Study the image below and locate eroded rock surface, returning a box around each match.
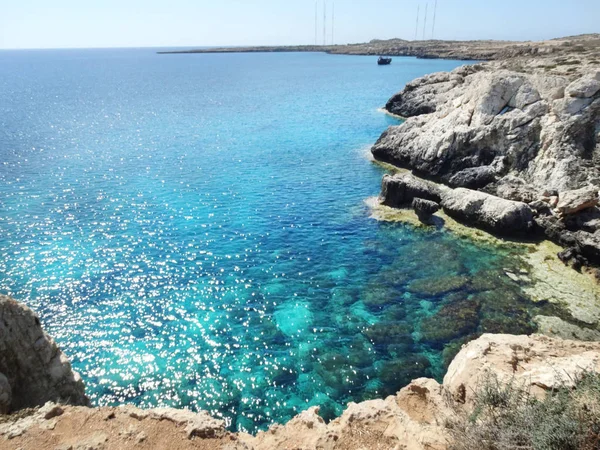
[373,67,600,193]
[444,334,600,404]
[441,188,534,235]
[0,295,88,412]
[372,54,600,264]
[0,403,243,450]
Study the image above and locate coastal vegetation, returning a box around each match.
[448,372,600,450]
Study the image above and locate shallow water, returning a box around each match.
[0,49,558,432]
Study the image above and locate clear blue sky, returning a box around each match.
[0,0,598,49]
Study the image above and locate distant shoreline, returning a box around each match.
[158,34,600,61]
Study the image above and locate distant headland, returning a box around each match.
[158,34,600,61]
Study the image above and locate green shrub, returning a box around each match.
[447,372,600,450]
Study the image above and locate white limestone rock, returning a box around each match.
[441,188,534,235]
[443,334,600,405]
[373,67,600,195]
[566,74,600,98]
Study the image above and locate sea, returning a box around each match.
[0,49,555,432]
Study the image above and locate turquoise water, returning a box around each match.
[0,50,555,432]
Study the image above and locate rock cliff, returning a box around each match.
[372,49,600,265]
[375,66,600,192]
[0,295,88,414]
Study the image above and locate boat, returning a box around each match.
[378,56,392,65]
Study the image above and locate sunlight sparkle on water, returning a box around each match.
[0,49,554,433]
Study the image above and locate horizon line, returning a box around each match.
[1,33,597,51]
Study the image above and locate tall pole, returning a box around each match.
[422,2,428,41]
[331,2,335,45]
[431,0,437,39]
[415,5,420,41]
[315,1,318,45]
[323,1,326,46]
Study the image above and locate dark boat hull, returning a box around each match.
[377,57,392,65]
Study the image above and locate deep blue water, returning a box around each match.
[0,49,554,432]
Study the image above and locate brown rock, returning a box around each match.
[556,186,599,216]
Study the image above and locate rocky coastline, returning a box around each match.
[3,296,600,450]
[371,37,600,272]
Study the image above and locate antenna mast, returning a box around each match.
[431,0,437,39]
[315,1,318,45]
[415,5,420,41]
[422,2,428,41]
[332,2,335,45]
[323,1,327,46]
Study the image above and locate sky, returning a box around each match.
[0,0,598,50]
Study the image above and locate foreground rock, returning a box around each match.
[0,295,88,413]
[0,403,243,450]
[4,333,600,450]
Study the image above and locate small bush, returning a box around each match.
[447,372,600,450]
